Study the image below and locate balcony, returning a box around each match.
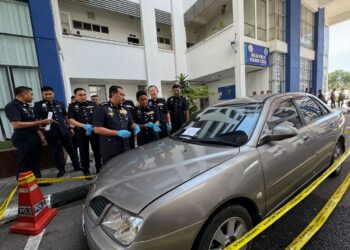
[61,35,147,80]
[186,24,235,79]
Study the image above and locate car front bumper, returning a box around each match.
[83,208,205,250]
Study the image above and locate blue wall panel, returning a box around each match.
[286,0,301,92]
[312,8,325,94]
[28,0,66,103]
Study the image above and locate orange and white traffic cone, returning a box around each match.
[10,171,57,235]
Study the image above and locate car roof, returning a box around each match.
[212,92,312,107]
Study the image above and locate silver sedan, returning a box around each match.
[83,93,345,250]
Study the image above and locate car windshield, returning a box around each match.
[171,103,263,147]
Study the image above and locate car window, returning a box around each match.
[172,103,263,147]
[294,96,323,124]
[267,99,302,130]
[313,97,330,115]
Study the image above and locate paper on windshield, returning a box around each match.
[182,127,201,137]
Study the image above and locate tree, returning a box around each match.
[176,73,210,118]
[328,70,350,90]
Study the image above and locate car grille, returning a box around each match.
[90,196,110,217]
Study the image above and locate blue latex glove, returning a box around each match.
[153,123,161,133]
[167,123,172,132]
[117,130,131,139]
[83,124,93,136]
[134,124,140,135]
[145,122,154,128]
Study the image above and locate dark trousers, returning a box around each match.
[170,121,185,134]
[12,130,42,179]
[46,133,81,171]
[159,122,168,139]
[76,130,101,173]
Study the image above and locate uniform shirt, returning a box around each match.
[134,106,160,145]
[5,99,37,132]
[167,96,188,125]
[148,98,168,125]
[93,101,133,156]
[68,101,96,125]
[34,100,69,135]
[123,100,136,121]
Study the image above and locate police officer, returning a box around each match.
[93,86,140,164]
[122,99,136,149]
[5,86,53,180]
[34,86,81,177]
[148,85,171,138]
[167,84,189,133]
[135,90,161,146]
[68,88,102,175]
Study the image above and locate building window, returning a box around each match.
[72,20,82,29]
[257,0,267,41]
[244,0,256,38]
[244,0,267,41]
[300,58,313,92]
[0,0,41,140]
[269,0,285,41]
[88,85,107,102]
[269,53,285,93]
[101,26,109,34]
[300,5,314,49]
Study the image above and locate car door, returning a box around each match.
[294,96,339,174]
[257,97,317,214]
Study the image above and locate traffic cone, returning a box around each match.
[10,171,57,235]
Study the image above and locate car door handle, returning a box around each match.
[303,135,311,141]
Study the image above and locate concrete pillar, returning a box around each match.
[285,0,301,92]
[171,0,187,77]
[233,0,246,97]
[28,0,66,103]
[140,0,162,95]
[312,8,325,94]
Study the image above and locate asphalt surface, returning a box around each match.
[0,119,350,250]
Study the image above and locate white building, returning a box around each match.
[52,0,341,105]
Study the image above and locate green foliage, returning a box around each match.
[176,73,210,118]
[0,140,13,151]
[328,70,350,90]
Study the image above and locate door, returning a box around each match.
[258,97,316,213]
[294,96,339,174]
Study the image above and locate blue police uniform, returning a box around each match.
[148,98,169,138]
[68,101,101,174]
[5,99,42,179]
[167,96,188,133]
[93,101,134,164]
[34,100,81,175]
[134,105,160,146]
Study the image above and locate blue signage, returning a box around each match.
[245,43,269,67]
[218,85,236,100]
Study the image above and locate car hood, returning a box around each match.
[90,138,239,214]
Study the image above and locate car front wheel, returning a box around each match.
[330,141,344,177]
[195,205,253,250]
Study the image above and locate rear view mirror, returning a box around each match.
[261,125,298,143]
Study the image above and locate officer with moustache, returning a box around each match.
[93,86,140,165]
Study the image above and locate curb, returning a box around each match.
[0,183,92,226]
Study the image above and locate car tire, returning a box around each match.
[330,141,344,177]
[195,205,253,250]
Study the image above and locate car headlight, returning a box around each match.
[101,205,144,245]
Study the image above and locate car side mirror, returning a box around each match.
[260,125,298,144]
